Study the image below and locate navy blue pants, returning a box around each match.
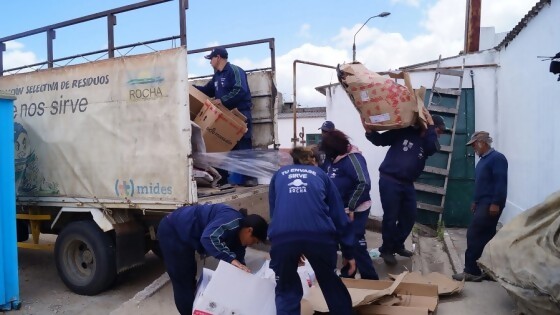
[270,241,353,315]
[464,203,500,276]
[378,176,417,254]
[340,210,379,280]
[157,217,198,315]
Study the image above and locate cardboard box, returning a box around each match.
[338,63,426,131]
[189,85,210,120]
[194,100,248,153]
[304,274,439,315]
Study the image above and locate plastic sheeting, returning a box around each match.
[478,191,560,315]
[194,149,293,180]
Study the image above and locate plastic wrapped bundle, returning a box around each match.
[478,191,560,315]
[193,149,293,183]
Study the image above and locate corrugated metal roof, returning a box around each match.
[496,0,552,50]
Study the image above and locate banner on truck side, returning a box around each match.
[0,48,191,203]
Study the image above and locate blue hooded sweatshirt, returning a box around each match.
[327,146,371,211]
[365,126,439,183]
[268,164,355,260]
[164,204,246,263]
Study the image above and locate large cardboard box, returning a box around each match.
[194,100,248,152]
[189,85,210,120]
[337,62,426,131]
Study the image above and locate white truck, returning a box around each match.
[0,1,278,296]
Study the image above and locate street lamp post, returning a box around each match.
[352,12,391,62]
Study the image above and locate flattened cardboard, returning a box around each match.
[189,85,210,120]
[357,305,429,315]
[194,100,248,152]
[305,272,407,312]
[192,261,276,314]
[342,275,439,312]
[389,271,464,296]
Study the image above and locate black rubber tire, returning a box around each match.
[54,221,116,296]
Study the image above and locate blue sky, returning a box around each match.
[1,0,538,106]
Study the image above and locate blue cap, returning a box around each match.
[432,115,446,131]
[204,47,228,59]
[319,120,335,132]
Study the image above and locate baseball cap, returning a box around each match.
[319,120,335,132]
[204,47,228,59]
[466,131,492,145]
[432,115,446,131]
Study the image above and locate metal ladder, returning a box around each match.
[415,55,465,221]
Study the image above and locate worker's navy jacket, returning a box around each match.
[473,149,508,209]
[194,62,252,110]
[327,146,371,211]
[268,164,355,260]
[164,204,245,263]
[366,126,439,183]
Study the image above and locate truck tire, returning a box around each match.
[54,221,116,295]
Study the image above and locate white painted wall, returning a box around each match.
[318,1,560,224]
[494,1,560,222]
[277,116,325,148]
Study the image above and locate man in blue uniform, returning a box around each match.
[195,47,257,186]
[157,204,268,314]
[268,147,356,315]
[315,120,335,172]
[453,131,508,282]
[363,109,445,265]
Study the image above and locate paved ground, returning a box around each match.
[3,235,166,315]
[440,228,518,315]
[4,226,520,315]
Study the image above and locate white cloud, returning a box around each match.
[298,24,311,38]
[391,0,421,7]
[481,1,537,32]
[3,41,39,71]
[260,0,537,107]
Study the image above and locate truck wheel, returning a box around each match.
[54,221,116,295]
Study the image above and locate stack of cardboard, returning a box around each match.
[189,85,248,153]
[337,62,427,131]
[193,260,451,315]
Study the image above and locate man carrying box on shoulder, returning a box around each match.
[363,108,445,266]
[194,47,257,187]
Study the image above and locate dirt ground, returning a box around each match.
[3,235,165,315]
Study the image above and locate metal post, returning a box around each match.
[179,0,188,46]
[47,29,56,68]
[0,42,5,76]
[292,60,337,147]
[352,12,390,62]
[107,14,116,58]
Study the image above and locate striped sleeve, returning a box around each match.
[201,218,241,263]
[347,154,370,210]
[220,64,246,107]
